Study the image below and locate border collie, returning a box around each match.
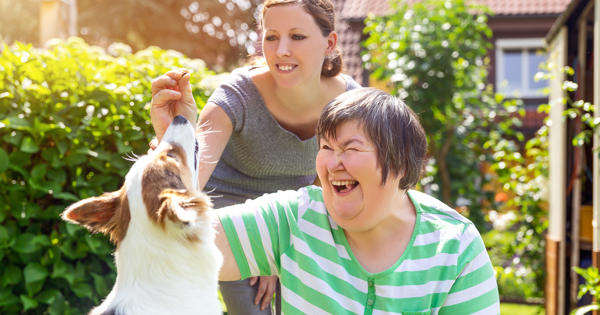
[62,115,223,315]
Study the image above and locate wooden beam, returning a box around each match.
[39,0,77,46]
[546,236,561,315]
[548,25,568,315]
[594,0,600,263]
[592,1,599,314]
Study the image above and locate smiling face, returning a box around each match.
[261,3,335,88]
[316,120,404,232]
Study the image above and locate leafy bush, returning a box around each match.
[0,37,215,313]
[572,267,600,315]
[362,0,548,300]
[362,0,523,227]
[482,118,549,301]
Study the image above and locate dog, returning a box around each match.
[62,115,223,315]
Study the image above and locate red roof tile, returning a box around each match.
[475,0,571,15]
[338,0,571,19]
[339,0,392,19]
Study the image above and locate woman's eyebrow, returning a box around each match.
[340,138,366,147]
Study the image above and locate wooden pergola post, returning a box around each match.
[593,0,600,272]
[547,25,568,315]
[593,1,600,314]
[39,0,77,45]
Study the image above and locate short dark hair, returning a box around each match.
[317,88,428,190]
[261,0,342,77]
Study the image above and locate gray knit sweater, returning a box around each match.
[205,67,360,208]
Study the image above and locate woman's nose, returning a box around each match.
[277,39,291,57]
[327,151,344,171]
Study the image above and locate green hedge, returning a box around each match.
[0,37,216,313]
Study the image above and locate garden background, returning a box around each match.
[1,0,598,314]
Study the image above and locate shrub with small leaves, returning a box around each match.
[0,37,215,313]
[571,267,600,315]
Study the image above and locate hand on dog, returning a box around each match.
[250,275,278,311]
[150,69,197,142]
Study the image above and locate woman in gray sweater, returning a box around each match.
[149,0,359,313]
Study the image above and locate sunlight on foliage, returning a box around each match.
[0,37,215,313]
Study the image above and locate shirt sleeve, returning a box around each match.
[438,224,500,315]
[218,189,299,279]
[205,70,249,132]
[342,73,362,90]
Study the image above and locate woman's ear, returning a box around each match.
[326,31,338,55]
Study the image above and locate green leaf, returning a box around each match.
[72,282,94,299]
[51,259,76,285]
[31,163,48,180]
[2,265,22,285]
[13,233,49,254]
[24,262,48,283]
[0,288,19,307]
[0,147,8,172]
[20,294,38,310]
[91,272,110,296]
[24,262,48,295]
[37,289,61,304]
[54,191,79,201]
[0,225,9,247]
[20,136,40,153]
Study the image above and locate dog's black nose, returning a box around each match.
[172,115,188,125]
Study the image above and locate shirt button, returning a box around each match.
[367,299,374,306]
[368,280,374,286]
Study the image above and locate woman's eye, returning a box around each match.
[320,144,332,150]
[291,34,306,40]
[265,35,277,41]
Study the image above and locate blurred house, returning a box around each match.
[334,0,571,136]
[545,0,599,314]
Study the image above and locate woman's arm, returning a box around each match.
[439,226,500,314]
[150,71,233,192]
[215,219,242,281]
[195,102,233,191]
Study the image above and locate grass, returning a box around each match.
[501,302,545,315]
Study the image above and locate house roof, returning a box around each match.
[475,0,571,15]
[338,0,571,20]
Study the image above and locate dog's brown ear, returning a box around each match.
[156,189,212,225]
[61,189,130,243]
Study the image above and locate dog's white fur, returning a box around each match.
[62,116,223,315]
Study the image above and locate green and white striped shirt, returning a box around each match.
[219,186,499,314]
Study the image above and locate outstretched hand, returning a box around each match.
[150,69,197,141]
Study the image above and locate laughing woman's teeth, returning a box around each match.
[332,180,358,192]
[278,65,293,71]
[332,180,356,186]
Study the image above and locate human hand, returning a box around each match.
[150,69,197,141]
[147,137,158,153]
[249,275,278,311]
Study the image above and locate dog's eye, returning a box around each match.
[194,140,199,170]
[166,151,178,160]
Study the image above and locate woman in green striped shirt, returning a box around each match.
[215,87,500,314]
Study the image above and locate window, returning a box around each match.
[495,38,548,98]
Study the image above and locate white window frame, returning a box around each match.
[495,38,547,98]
